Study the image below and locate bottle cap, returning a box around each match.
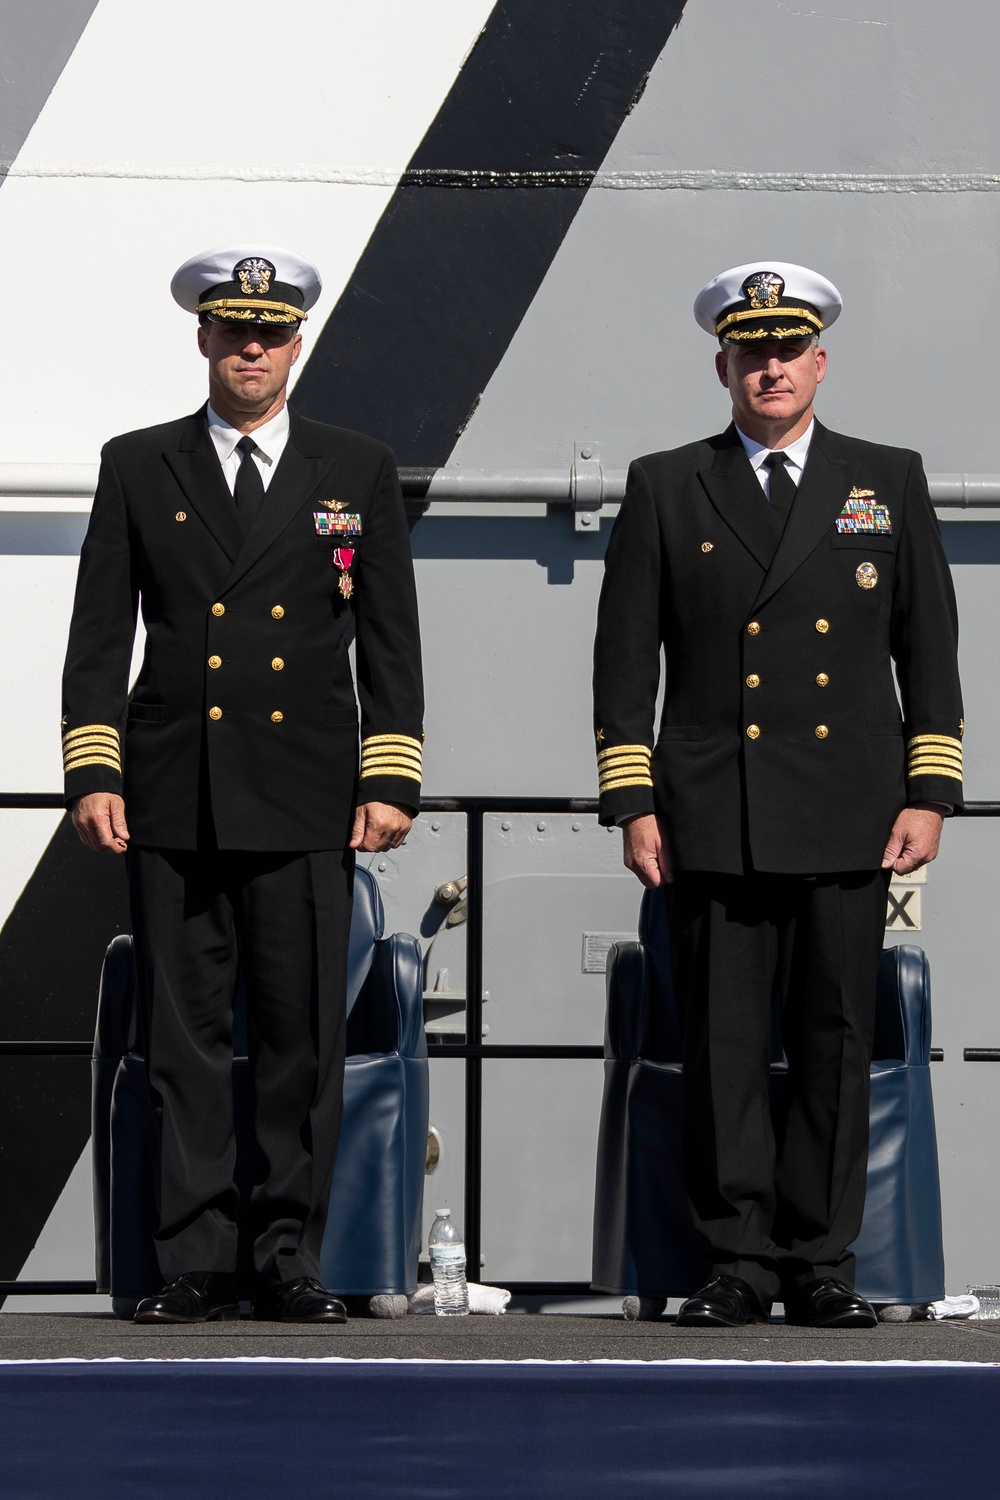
[434,1207,450,1218]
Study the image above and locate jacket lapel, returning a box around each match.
[218,408,329,592]
[750,419,853,611]
[163,408,244,562]
[697,427,776,572]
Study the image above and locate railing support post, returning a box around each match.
[463,803,485,1278]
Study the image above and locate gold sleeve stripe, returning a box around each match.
[360,754,423,774]
[62,723,120,748]
[360,733,423,784]
[597,743,651,766]
[907,733,962,778]
[64,750,121,774]
[64,739,121,758]
[908,749,962,764]
[362,734,423,752]
[599,767,651,786]
[63,723,121,774]
[63,737,121,760]
[359,764,422,783]
[63,753,123,774]
[360,745,422,763]
[597,742,653,794]
[907,734,963,751]
[907,761,963,782]
[361,749,423,766]
[599,773,655,793]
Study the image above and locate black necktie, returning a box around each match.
[763,450,796,535]
[234,435,266,531]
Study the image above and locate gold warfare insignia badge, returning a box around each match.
[234,257,274,296]
[317,500,345,511]
[743,271,784,310]
[856,562,878,590]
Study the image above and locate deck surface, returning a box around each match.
[2,1311,999,1363]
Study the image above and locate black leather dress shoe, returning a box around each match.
[251,1276,347,1324]
[134,1272,240,1324]
[675,1275,771,1327]
[783,1278,878,1328]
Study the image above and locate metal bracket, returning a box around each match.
[571,442,604,532]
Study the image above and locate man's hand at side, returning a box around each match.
[350,801,412,853]
[622,812,674,888]
[881,802,945,876]
[71,792,130,854]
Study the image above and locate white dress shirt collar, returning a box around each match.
[736,419,815,488]
[206,403,290,494]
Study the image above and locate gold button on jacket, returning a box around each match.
[816,673,829,687]
[746,674,760,689]
[212,602,225,617]
[271,658,284,672]
[815,724,829,739]
[815,618,829,634]
[271,605,284,620]
[746,621,761,636]
[208,655,222,670]
[746,724,761,740]
[209,706,222,721]
[270,711,284,724]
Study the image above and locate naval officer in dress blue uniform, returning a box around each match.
[62,245,424,1324]
[593,262,963,1327]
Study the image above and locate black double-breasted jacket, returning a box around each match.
[62,406,424,851]
[593,421,964,875]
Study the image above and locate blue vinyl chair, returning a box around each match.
[591,890,945,1307]
[92,865,428,1317]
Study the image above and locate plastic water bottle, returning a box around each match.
[428,1207,469,1316]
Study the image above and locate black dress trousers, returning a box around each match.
[666,868,890,1304]
[128,845,354,1286]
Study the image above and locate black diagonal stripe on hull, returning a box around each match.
[0,817,129,1281]
[0,1060,92,1285]
[292,0,689,464]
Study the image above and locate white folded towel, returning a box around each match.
[930,1293,980,1320]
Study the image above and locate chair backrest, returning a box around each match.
[608,890,929,1068]
[604,940,648,1062]
[872,944,930,1066]
[346,865,385,1016]
[346,934,428,1060]
[93,934,140,1060]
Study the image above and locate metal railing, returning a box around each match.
[3,463,1000,512]
[1,793,999,1301]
